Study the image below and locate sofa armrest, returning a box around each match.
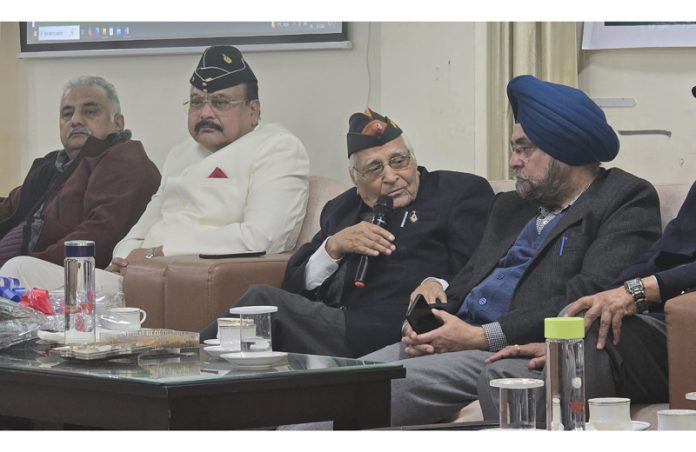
[122,253,292,332]
[664,291,696,409]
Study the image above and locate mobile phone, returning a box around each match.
[406,294,450,334]
[198,251,266,259]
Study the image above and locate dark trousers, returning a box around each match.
[478,314,668,421]
[200,285,352,357]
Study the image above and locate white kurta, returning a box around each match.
[113,123,309,258]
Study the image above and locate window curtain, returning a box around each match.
[486,22,579,180]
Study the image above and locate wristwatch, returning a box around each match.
[623,278,648,313]
[144,248,155,259]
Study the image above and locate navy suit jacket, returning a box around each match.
[282,167,494,357]
[618,180,696,303]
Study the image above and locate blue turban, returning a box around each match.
[507,75,619,165]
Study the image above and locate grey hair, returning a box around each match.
[62,76,121,117]
[349,134,416,177]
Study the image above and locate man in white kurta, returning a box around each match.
[3,45,309,293]
[112,122,309,258]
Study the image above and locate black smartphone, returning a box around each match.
[406,294,449,334]
[198,251,266,259]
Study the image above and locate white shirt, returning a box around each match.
[304,237,342,290]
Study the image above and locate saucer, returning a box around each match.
[586,420,650,431]
[229,363,278,371]
[631,420,650,431]
[220,351,288,367]
[204,345,239,360]
[203,338,220,346]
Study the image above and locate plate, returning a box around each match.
[586,420,650,431]
[229,363,278,371]
[220,351,288,367]
[632,420,650,431]
[203,338,220,346]
[204,345,239,360]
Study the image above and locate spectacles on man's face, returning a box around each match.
[509,142,537,162]
[184,95,248,113]
[353,153,412,182]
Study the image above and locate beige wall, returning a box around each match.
[579,47,696,185]
[7,22,695,190]
[0,22,25,193]
[10,22,484,189]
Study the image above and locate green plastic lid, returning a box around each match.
[545,317,584,339]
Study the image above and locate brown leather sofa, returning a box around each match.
[122,175,346,332]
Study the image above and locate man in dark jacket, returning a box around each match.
[480,179,696,423]
[0,76,160,274]
[350,75,662,428]
[200,108,494,357]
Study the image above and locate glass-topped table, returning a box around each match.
[0,340,405,429]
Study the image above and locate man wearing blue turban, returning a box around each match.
[344,75,664,428]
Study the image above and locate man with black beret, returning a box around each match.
[350,75,663,428]
[201,108,494,358]
[104,45,310,281]
[3,46,309,294]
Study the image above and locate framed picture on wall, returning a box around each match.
[19,22,350,58]
[583,22,696,50]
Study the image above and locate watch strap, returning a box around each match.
[623,278,648,313]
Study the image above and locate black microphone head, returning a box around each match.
[692,86,696,98]
[374,195,394,216]
[376,195,393,209]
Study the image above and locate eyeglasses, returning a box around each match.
[184,95,249,113]
[509,142,537,162]
[353,153,412,182]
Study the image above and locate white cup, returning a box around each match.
[101,307,147,331]
[657,409,696,430]
[588,397,632,430]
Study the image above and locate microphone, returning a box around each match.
[354,195,394,288]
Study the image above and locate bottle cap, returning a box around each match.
[64,240,95,258]
[545,317,584,339]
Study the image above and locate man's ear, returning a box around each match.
[249,99,261,125]
[113,113,125,131]
[348,167,357,185]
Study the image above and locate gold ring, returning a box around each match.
[514,344,521,353]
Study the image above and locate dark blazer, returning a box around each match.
[618,179,696,302]
[283,167,494,357]
[446,167,662,346]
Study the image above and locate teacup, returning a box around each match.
[657,409,696,430]
[101,307,147,331]
[588,397,632,430]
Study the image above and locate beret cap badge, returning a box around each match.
[346,108,403,157]
[190,45,257,93]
